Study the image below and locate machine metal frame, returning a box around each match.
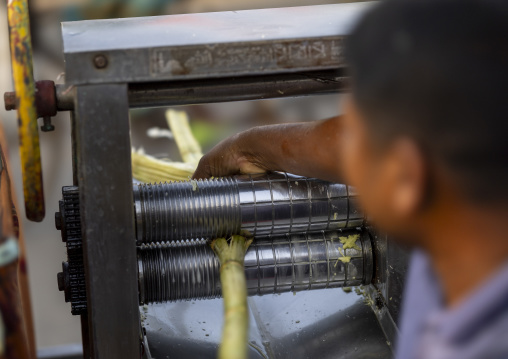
[53,3,407,358]
[72,84,140,357]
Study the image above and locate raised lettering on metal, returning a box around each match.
[150,37,346,76]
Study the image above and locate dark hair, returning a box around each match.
[346,0,508,204]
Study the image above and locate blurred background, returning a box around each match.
[0,0,359,352]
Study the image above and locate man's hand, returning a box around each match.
[192,132,269,179]
[192,116,345,182]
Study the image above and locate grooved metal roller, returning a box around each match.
[133,173,363,244]
[137,229,373,304]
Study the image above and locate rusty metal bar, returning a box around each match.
[6,0,45,222]
[0,131,32,358]
[6,70,346,114]
[127,71,347,109]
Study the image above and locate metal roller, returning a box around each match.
[133,173,363,244]
[137,229,372,304]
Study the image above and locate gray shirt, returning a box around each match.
[395,250,508,359]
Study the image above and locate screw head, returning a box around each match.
[4,92,16,111]
[40,116,55,132]
[41,123,55,132]
[57,272,65,291]
[93,54,108,69]
[55,211,62,231]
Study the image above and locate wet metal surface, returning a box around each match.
[370,231,409,326]
[143,288,393,359]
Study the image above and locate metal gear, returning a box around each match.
[56,186,87,315]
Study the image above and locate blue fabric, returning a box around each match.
[395,250,508,359]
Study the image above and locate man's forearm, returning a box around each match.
[235,116,345,182]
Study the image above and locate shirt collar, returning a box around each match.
[429,259,508,342]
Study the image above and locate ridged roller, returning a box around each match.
[133,173,363,244]
[137,229,373,304]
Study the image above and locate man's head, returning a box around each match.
[340,0,508,243]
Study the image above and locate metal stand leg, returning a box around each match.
[73,84,140,358]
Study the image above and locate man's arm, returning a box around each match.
[192,116,345,182]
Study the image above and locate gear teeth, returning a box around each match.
[57,186,87,315]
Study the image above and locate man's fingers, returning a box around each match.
[238,162,267,175]
[191,169,206,180]
[192,132,265,179]
[192,158,212,179]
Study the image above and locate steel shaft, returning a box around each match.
[137,229,372,304]
[133,173,363,244]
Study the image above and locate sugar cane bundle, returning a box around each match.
[132,109,203,183]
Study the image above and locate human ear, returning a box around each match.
[388,138,427,217]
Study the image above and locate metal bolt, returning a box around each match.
[57,272,65,291]
[58,262,71,302]
[4,92,16,111]
[40,116,55,132]
[55,211,62,231]
[93,54,108,69]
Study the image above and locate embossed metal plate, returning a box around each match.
[62,3,373,85]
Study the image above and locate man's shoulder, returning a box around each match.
[396,255,508,359]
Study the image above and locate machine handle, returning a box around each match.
[6,0,45,222]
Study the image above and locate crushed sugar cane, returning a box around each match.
[211,235,253,359]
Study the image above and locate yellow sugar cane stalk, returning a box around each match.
[132,150,195,183]
[133,110,203,183]
[166,110,203,165]
[7,0,45,222]
[211,235,253,359]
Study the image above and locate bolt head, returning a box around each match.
[41,124,55,132]
[57,272,65,291]
[4,92,16,111]
[55,211,62,231]
[93,54,108,69]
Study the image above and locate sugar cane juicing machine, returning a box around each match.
[4,2,409,358]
